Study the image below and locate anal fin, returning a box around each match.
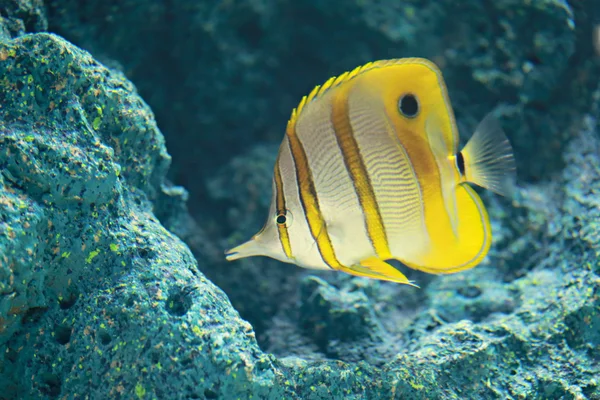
[337,257,419,287]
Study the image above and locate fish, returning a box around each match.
[224,57,516,286]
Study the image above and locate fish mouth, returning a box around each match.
[224,238,263,261]
[224,249,240,261]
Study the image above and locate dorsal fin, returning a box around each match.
[287,58,439,129]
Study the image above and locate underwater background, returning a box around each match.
[0,0,599,399]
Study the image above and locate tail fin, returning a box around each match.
[461,113,517,196]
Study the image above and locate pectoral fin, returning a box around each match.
[461,112,517,196]
[337,257,419,287]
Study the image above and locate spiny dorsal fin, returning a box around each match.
[287,58,438,128]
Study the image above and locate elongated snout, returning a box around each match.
[224,238,265,261]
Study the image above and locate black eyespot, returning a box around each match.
[276,214,287,225]
[398,93,419,118]
[275,209,293,227]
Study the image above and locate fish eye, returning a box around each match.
[398,93,419,118]
[275,210,293,227]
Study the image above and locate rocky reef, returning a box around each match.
[1,0,599,399]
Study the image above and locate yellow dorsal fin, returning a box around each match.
[336,256,419,287]
[287,58,440,128]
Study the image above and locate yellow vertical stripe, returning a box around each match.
[330,90,392,259]
[274,156,293,259]
[285,112,342,270]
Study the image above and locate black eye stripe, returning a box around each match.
[398,94,419,118]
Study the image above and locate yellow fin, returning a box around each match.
[461,113,517,196]
[337,257,419,287]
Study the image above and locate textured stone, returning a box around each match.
[0,0,47,39]
[1,1,600,399]
[0,32,287,400]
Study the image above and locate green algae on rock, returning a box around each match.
[0,32,291,399]
[1,1,600,399]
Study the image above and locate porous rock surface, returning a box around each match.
[0,1,599,399]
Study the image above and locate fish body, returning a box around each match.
[225,58,516,285]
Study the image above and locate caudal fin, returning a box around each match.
[461,113,517,196]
